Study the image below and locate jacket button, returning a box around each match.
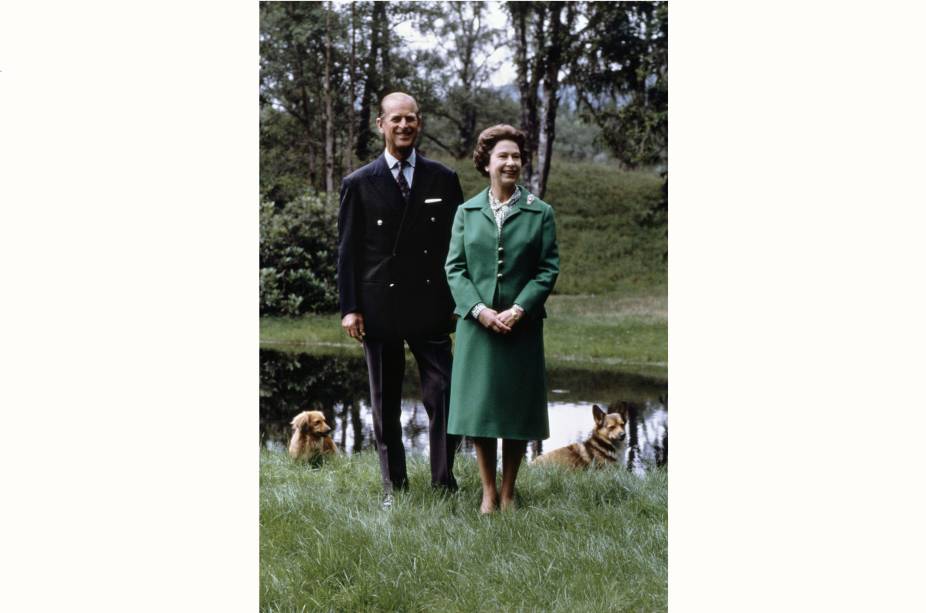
[498,260,504,265]
[388,283,395,288]
[430,216,436,222]
[377,219,383,226]
[497,273,503,279]
[426,279,431,285]
[498,246,504,252]
[423,249,428,254]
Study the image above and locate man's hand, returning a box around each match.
[341,312,365,342]
[477,308,511,334]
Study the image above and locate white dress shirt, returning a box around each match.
[383,148,416,189]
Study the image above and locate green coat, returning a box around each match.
[444,186,560,440]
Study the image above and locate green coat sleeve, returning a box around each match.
[513,204,559,316]
[445,207,485,318]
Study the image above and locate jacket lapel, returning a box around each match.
[367,154,406,208]
[480,186,536,226]
[404,154,436,229]
[502,188,528,224]
[470,189,494,226]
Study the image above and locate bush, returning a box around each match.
[260,192,339,315]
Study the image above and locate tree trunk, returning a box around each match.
[456,2,478,157]
[380,3,392,93]
[343,2,356,173]
[286,3,316,191]
[528,3,546,160]
[511,2,547,191]
[357,3,384,161]
[535,2,567,198]
[511,2,536,185]
[307,141,317,189]
[323,2,335,204]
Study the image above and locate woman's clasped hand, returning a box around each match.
[477,307,522,333]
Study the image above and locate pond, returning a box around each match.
[260,348,667,473]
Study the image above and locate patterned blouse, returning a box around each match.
[470,186,526,320]
[488,185,521,231]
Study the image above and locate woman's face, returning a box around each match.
[485,139,522,191]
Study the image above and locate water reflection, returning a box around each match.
[260,349,667,471]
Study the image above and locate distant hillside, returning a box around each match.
[435,156,666,294]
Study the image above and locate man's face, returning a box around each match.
[376,97,420,158]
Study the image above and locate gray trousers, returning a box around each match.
[362,334,459,493]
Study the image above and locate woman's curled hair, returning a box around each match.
[473,124,526,177]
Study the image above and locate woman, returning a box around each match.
[445,124,560,514]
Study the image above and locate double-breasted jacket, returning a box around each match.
[337,152,464,341]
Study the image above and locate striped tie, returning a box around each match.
[396,159,411,203]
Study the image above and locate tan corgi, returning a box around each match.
[533,404,627,468]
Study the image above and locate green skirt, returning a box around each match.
[447,316,549,440]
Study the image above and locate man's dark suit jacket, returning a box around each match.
[337,152,464,341]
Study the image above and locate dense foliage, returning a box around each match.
[258,1,668,314]
[572,2,668,168]
[259,1,668,201]
[259,193,338,315]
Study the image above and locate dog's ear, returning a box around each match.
[593,404,606,425]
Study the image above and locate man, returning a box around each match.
[337,92,464,507]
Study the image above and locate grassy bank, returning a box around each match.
[260,450,667,612]
[441,156,666,295]
[261,158,666,374]
[260,287,666,376]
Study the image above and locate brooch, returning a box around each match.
[526,193,535,205]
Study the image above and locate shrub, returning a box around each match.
[260,192,339,315]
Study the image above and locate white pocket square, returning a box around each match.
[424,198,442,204]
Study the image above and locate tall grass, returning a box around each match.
[261,450,667,612]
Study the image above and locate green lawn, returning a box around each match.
[260,287,666,377]
[260,450,667,612]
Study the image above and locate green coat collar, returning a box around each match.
[462,186,542,212]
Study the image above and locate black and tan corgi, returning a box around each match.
[533,404,628,468]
